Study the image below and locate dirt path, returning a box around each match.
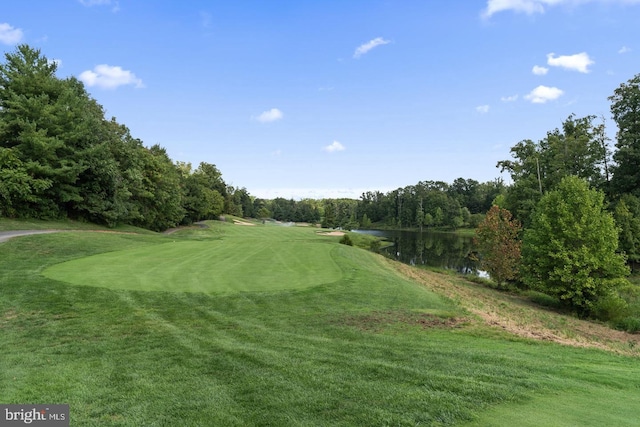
[0,230,60,243]
[0,229,142,243]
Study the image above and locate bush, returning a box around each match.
[339,234,353,246]
[613,316,640,333]
[593,293,629,322]
[524,291,564,310]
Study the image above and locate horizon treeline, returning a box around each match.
[0,44,504,232]
[3,43,640,257]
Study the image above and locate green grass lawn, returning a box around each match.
[43,227,342,293]
[1,220,639,426]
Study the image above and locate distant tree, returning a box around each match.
[461,207,471,227]
[182,163,225,222]
[256,207,271,221]
[450,215,464,230]
[521,176,629,316]
[360,213,372,229]
[433,207,444,227]
[609,74,640,198]
[423,212,434,228]
[322,200,337,228]
[474,206,522,287]
[415,198,424,232]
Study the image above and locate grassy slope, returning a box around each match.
[1,220,639,426]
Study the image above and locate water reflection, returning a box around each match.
[354,229,483,275]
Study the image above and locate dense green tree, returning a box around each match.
[360,213,372,229]
[234,187,254,218]
[423,212,434,228]
[321,200,337,229]
[474,206,522,287]
[612,194,640,268]
[0,44,244,231]
[609,74,640,198]
[131,145,185,231]
[498,115,610,225]
[433,207,444,227]
[0,45,89,217]
[521,176,629,316]
[181,162,225,222]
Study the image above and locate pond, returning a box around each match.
[354,229,484,275]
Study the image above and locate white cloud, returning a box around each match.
[476,105,490,113]
[525,85,564,103]
[0,23,24,45]
[78,64,144,89]
[482,0,557,17]
[353,37,390,59]
[532,65,549,75]
[78,0,120,12]
[323,141,346,153]
[482,0,640,18]
[547,52,594,73]
[501,94,519,102]
[619,46,632,54]
[256,108,283,123]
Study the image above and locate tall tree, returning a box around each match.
[612,194,640,268]
[498,115,610,225]
[0,45,87,217]
[131,145,185,231]
[521,176,629,316]
[609,73,640,198]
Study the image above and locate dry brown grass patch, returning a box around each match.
[387,258,640,356]
[339,310,467,332]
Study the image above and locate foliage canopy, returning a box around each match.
[521,176,629,315]
[475,205,522,287]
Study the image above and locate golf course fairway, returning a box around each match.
[2,219,639,426]
[43,228,342,293]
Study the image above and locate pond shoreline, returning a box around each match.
[353,228,482,275]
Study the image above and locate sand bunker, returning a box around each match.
[317,231,345,236]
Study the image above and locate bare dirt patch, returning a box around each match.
[340,310,467,332]
[388,259,640,356]
[317,231,345,236]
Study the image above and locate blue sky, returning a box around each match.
[2,0,639,199]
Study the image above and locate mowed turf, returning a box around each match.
[43,226,341,293]
[2,220,640,426]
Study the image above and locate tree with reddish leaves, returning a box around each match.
[475,206,522,287]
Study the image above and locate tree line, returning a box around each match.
[3,44,640,325]
[0,44,528,235]
[475,73,640,325]
[0,45,256,231]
